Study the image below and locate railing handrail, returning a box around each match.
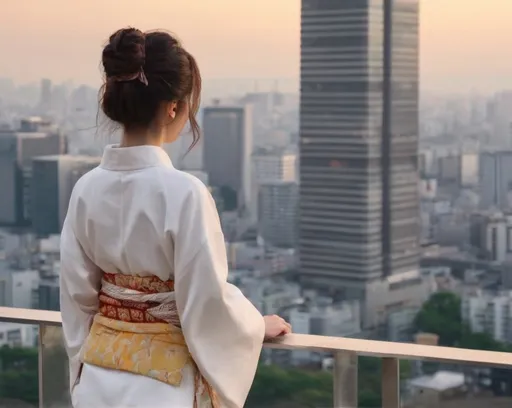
[1,306,512,368]
[0,306,61,326]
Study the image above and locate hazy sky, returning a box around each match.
[1,0,511,92]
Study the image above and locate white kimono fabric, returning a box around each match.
[60,144,265,408]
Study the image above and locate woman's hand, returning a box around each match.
[263,315,292,339]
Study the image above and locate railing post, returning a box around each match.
[381,357,400,408]
[333,351,358,408]
[37,323,70,408]
[38,323,45,408]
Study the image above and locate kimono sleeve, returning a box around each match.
[59,192,101,393]
[173,181,265,408]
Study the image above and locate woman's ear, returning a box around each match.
[168,101,178,119]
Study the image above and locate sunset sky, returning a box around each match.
[1,0,512,92]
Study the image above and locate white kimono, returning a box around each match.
[60,144,265,408]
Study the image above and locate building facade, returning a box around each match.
[480,151,512,210]
[462,290,512,344]
[203,103,253,214]
[469,211,512,262]
[0,121,65,227]
[258,181,298,248]
[31,155,100,236]
[253,147,297,184]
[299,0,420,325]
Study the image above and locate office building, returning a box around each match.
[258,181,298,248]
[435,152,479,188]
[299,0,421,318]
[0,119,66,226]
[469,211,512,262]
[251,147,297,221]
[0,260,39,309]
[31,155,101,236]
[480,151,512,210]
[487,91,512,148]
[37,279,60,311]
[203,103,253,213]
[462,289,512,344]
[0,323,37,348]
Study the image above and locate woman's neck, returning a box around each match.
[120,128,164,148]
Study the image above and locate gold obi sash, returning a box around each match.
[80,272,218,408]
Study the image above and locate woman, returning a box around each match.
[60,27,291,408]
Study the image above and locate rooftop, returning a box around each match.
[409,370,465,391]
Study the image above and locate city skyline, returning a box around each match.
[2,2,512,405]
[1,0,512,93]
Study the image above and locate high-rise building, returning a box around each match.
[436,151,479,188]
[203,103,253,213]
[258,181,298,248]
[0,119,66,227]
[299,0,420,310]
[31,155,101,236]
[480,151,512,210]
[251,147,297,224]
[487,91,512,148]
[37,280,60,311]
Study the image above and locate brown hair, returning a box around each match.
[100,27,201,148]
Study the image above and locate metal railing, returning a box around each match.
[1,306,512,408]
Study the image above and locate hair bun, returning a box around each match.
[102,27,145,78]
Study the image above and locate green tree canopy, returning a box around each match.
[415,291,509,352]
[0,346,38,405]
[247,358,411,407]
[414,291,464,346]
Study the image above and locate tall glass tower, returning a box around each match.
[299,0,420,302]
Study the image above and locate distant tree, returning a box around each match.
[247,357,412,407]
[414,292,464,346]
[415,291,511,353]
[0,346,38,405]
[459,327,505,352]
[247,364,332,407]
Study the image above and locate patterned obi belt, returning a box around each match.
[81,272,218,408]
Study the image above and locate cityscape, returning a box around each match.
[2,0,512,407]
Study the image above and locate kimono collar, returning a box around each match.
[100,144,173,171]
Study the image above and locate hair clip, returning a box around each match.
[111,69,148,86]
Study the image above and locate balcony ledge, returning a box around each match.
[2,306,512,408]
[1,306,511,368]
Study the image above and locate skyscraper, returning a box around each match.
[203,103,253,213]
[479,151,512,210]
[299,0,420,303]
